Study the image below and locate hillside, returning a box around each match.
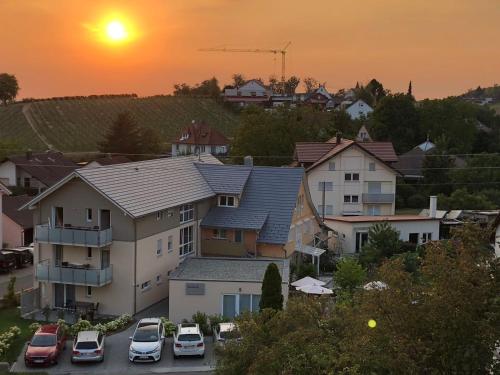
[0,96,239,152]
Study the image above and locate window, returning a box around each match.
[86,286,92,297]
[219,195,236,207]
[328,161,336,171]
[167,235,173,252]
[366,205,381,215]
[235,230,243,243]
[355,232,369,253]
[24,177,31,188]
[86,208,93,222]
[409,233,419,244]
[344,195,359,203]
[213,229,227,239]
[222,294,261,318]
[156,274,162,285]
[156,239,163,256]
[179,204,194,223]
[345,173,359,182]
[141,280,152,291]
[317,205,333,216]
[422,233,432,243]
[87,247,92,259]
[179,226,194,256]
[156,211,163,221]
[318,181,333,191]
[369,162,376,171]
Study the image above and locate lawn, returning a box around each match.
[0,308,35,364]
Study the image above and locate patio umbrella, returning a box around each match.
[363,281,388,291]
[291,276,326,288]
[296,284,333,295]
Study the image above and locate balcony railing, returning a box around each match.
[36,260,112,287]
[362,193,395,204]
[35,224,112,247]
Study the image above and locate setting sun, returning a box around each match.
[106,20,127,41]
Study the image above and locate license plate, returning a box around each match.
[33,359,44,363]
[185,345,194,348]
[139,356,149,359]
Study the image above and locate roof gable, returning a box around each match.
[174,122,229,146]
[195,163,251,195]
[2,195,32,228]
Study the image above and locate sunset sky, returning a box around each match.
[1,0,499,100]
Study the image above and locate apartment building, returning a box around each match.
[23,155,320,316]
[293,135,399,217]
[171,121,230,157]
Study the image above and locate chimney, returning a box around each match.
[244,156,253,167]
[336,132,342,144]
[26,150,32,160]
[429,196,437,218]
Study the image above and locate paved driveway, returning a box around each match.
[0,266,33,296]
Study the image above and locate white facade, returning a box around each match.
[346,99,373,120]
[171,144,227,157]
[0,160,46,190]
[326,218,440,255]
[306,145,397,217]
[224,80,270,97]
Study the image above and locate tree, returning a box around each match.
[360,222,402,267]
[407,80,413,96]
[0,73,19,105]
[333,258,366,293]
[268,75,279,93]
[284,76,300,96]
[3,276,17,307]
[260,263,283,310]
[173,77,221,99]
[422,148,453,195]
[303,77,319,93]
[365,78,387,105]
[232,73,246,88]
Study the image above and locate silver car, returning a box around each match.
[71,330,105,363]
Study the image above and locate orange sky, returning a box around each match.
[1,0,499,99]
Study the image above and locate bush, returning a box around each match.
[0,326,21,360]
[333,258,366,293]
[56,319,68,334]
[29,323,41,334]
[160,317,176,336]
[407,193,427,208]
[3,277,17,307]
[70,319,93,336]
[296,263,316,279]
[208,314,230,331]
[260,263,284,311]
[192,312,210,335]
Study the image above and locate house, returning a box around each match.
[0,151,77,193]
[83,155,131,169]
[0,181,11,248]
[302,86,334,109]
[2,195,33,248]
[171,121,230,157]
[223,80,271,106]
[22,155,320,316]
[168,257,289,323]
[293,135,399,217]
[345,99,373,120]
[356,125,372,142]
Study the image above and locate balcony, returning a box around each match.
[35,224,112,247]
[362,193,395,204]
[36,260,112,287]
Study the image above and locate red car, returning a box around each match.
[25,324,66,366]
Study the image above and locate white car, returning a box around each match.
[71,330,105,363]
[173,323,205,358]
[128,318,165,362]
[212,322,240,344]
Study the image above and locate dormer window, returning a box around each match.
[219,195,235,207]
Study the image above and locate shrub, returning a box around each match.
[70,319,93,336]
[3,277,17,307]
[260,263,284,311]
[296,263,316,279]
[160,317,176,336]
[0,326,21,359]
[333,258,366,293]
[56,319,68,334]
[192,312,210,335]
[29,323,41,334]
[208,314,230,331]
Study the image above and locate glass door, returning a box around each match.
[222,295,237,318]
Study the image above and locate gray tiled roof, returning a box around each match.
[239,167,304,244]
[169,257,289,283]
[195,163,251,195]
[75,155,221,218]
[200,206,268,230]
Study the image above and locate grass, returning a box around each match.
[0,96,239,152]
[0,308,36,364]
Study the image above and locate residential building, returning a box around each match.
[2,195,33,248]
[0,151,77,193]
[223,80,271,106]
[356,125,372,142]
[0,181,11,248]
[345,99,373,120]
[22,155,320,316]
[83,155,131,168]
[302,86,334,109]
[168,257,289,323]
[171,121,230,157]
[293,135,399,217]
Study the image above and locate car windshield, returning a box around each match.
[31,335,56,347]
[75,341,98,350]
[133,326,158,342]
[178,334,201,342]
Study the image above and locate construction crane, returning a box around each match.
[199,42,291,88]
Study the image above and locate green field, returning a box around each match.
[0,308,35,364]
[0,96,239,152]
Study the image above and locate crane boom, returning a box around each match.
[199,42,291,88]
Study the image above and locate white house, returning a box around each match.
[294,136,399,217]
[223,80,271,106]
[345,99,373,120]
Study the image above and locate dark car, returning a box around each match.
[9,248,33,268]
[0,250,16,272]
[25,324,66,366]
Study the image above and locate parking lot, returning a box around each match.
[12,318,216,374]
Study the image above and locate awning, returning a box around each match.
[295,245,326,257]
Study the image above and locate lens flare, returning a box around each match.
[368,319,377,328]
[106,21,127,41]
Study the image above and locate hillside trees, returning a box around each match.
[0,73,19,105]
[303,77,319,93]
[173,77,221,99]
